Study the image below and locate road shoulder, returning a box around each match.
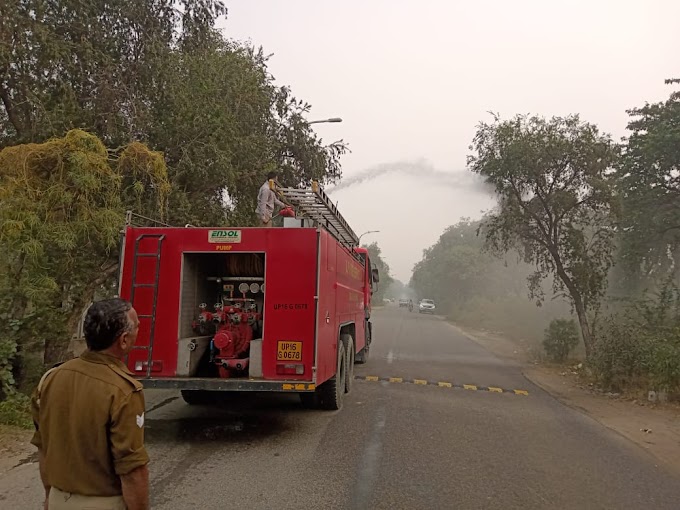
[0,425,35,477]
[450,322,680,476]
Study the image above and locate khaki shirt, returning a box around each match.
[31,350,150,497]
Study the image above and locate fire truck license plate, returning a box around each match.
[277,341,302,361]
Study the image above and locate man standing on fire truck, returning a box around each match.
[256,171,287,227]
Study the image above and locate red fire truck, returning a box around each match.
[118,181,379,410]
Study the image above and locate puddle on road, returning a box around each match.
[144,392,323,444]
[145,411,291,444]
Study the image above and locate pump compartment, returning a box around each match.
[176,252,265,379]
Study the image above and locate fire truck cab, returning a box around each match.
[118,181,378,410]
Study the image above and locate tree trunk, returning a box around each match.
[0,83,25,138]
[555,265,593,358]
[572,294,593,358]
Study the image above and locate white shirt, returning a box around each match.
[256,181,285,217]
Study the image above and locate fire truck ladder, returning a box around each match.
[129,234,165,378]
[276,181,360,249]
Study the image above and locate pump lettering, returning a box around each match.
[273,303,308,311]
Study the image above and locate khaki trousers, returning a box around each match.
[260,213,272,228]
[49,487,126,510]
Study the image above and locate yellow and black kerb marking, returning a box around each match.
[356,375,529,396]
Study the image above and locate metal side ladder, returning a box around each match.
[129,234,165,377]
[276,181,360,250]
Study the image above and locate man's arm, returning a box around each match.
[273,191,286,208]
[30,380,50,508]
[38,450,50,509]
[110,389,150,510]
[120,464,149,510]
[257,185,267,209]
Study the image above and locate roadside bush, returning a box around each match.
[0,392,32,429]
[542,319,579,362]
[590,283,680,392]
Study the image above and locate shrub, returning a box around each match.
[590,283,680,392]
[542,319,579,362]
[0,392,32,429]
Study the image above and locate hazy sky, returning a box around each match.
[220,1,679,282]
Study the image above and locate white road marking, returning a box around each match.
[351,405,386,509]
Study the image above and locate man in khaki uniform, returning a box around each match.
[31,298,150,510]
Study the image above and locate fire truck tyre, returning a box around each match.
[319,341,346,411]
[181,390,212,405]
[342,334,355,394]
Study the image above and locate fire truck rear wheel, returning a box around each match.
[342,334,354,394]
[181,390,212,405]
[319,341,346,411]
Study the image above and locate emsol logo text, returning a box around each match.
[208,230,242,243]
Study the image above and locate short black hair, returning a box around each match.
[267,171,278,180]
[83,298,133,351]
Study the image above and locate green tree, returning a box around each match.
[0,130,169,394]
[1,2,346,226]
[0,0,227,146]
[615,79,680,294]
[363,242,393,302]
[468,114,619,357]
[148,39,347,226]
[410,218,517,309]
[411,218,536,309]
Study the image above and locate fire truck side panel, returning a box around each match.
[260,230,317,380]
[314,230,337,385]
[313,230,368,386]
[120,226,318,382]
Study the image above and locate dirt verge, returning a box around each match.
[452,322,680,476]
[0,425,35,476]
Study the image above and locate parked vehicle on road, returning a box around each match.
[399,299,409,308]
[419,299,436,314]
[118,181,379,411]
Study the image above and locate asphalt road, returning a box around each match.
[3,306,680,509]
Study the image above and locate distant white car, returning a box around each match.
[399,299,409,308]
[419,299,436,314]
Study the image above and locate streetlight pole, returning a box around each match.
[308,117,343,125]
[358,230,380,245]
